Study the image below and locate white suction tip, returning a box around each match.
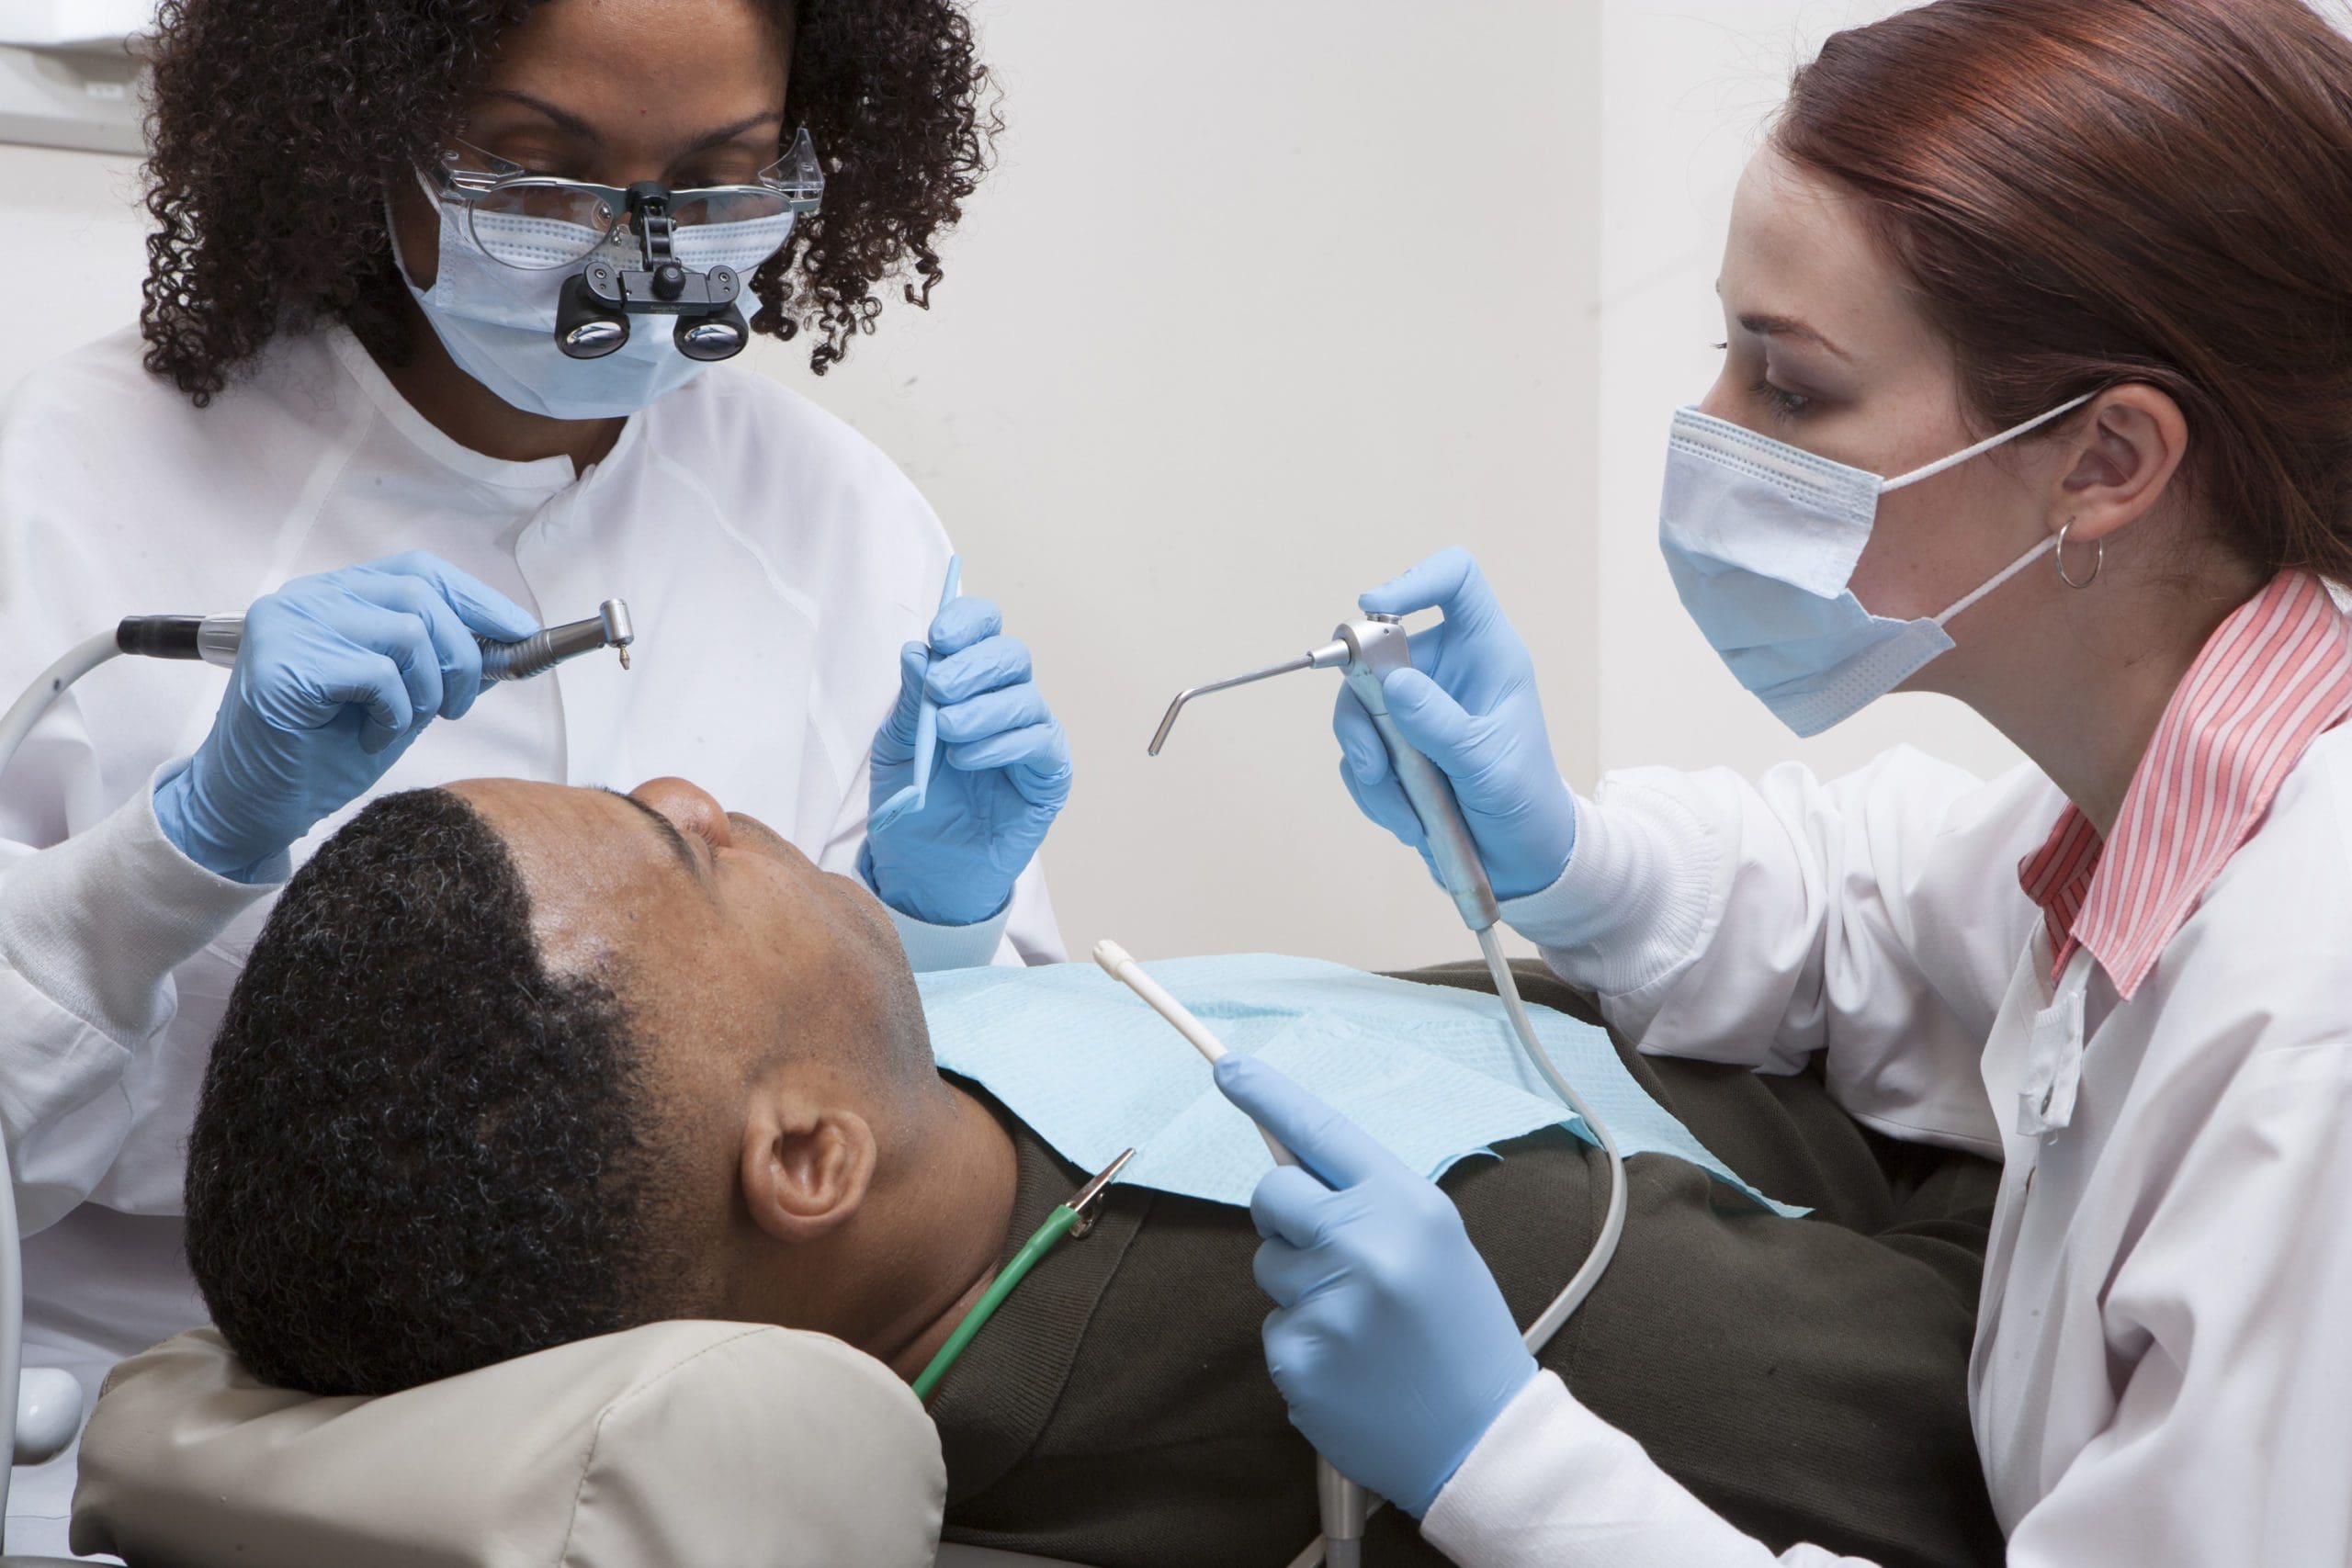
[1092,938,1136,975]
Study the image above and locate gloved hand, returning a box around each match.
[153,552,538,880]
[1214,1052,1539,1518]
[1335,547,1577,899]
[864,596,1073,927]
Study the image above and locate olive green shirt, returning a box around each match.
[932,964,2003,1568]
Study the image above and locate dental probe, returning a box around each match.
[869,555,963,835]
[1092,940,1298,1168]
[1092,938,1367,1568]
[0,599,638,785]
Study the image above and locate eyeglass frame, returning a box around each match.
[424,123,827,270]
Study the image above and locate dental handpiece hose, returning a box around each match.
[1309,618,1630,1568]
[1147,610,1629,1568]
[1337,615,1627,1349]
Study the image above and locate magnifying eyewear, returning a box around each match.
[425,125,825,275]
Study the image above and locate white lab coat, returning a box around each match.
[1420,743,2352,1567]
[0,324,1062,1550]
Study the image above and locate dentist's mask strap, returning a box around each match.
[1657,390,2098,738]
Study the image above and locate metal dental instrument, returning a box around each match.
[1061,1145,1136,1240]
[1151,611,1630,1568]
[910,1145,1136,1402]
[869,555,963,836]
[1155,616,1497,931]
[0,599,638,784]
[111,598,637,682]
[1148,642,1351,757]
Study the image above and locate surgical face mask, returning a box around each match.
[1657,393,2093,737]
[390,175,795,423]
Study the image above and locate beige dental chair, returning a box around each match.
[68,1323,1089,1568]
[0,1122,1083,1568]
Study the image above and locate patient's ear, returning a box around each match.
[738,1090,877,1246]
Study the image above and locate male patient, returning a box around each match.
[182,778,2000,1568]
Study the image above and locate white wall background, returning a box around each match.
[0,0,2046,971]
[0,142,144,376]
[782,0,1600,968]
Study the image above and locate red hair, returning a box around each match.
[1778,0,2352,581]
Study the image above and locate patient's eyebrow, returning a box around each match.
[593,786,711,890]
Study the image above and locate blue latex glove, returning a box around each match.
[1215,1052,1539,1517]
[1335,547,1577,900]
[863,596,1073,928]
[153,552,538,880]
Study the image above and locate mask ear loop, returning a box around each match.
[1880,391,2098,493]
[1935,532,2062,627]
[389,168,468,295]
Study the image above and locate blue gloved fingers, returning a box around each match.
[1335,688,1431,856]
[1262,1303,1356,1424]
[1378,666,1485,780]
[345,570,489,720]
[873,643,930,762]
[1248,1162,1339,1247]
[945,718,1067,779]
[1332,686,1396,791]
[860,588,1070,931]
[311,644,418,757]
[928,595,1010,646]
[1215,1055,1403,1191]
[1364,551,1534,713]
[1338,759,1439,877]
[334,599,461,749]
[934,680,1050,746]
[1253,1232,1351,1310]
[926,632,1033,705]
[925,594,1006,659]
[1358,547,1498,633]
[366,550,541,643]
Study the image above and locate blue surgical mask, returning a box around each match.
[1657,394,2093,737]
[389,175,793,423]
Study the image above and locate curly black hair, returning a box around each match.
[141,0,998,404]
[183,787,698,1397]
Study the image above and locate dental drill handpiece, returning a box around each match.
[112,599,638,681]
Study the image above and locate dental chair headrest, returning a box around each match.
[69,1321,945,1567]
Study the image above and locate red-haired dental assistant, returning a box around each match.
[1220,2,2352,1562]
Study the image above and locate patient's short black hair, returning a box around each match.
[184,787,689,1397]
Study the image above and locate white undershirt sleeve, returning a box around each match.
[0,764,277,1231]
[1500,750,2050,1155]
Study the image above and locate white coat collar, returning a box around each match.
[321,324,643,491]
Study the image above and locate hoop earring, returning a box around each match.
[2055,519,2103,590]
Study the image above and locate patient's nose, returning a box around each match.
[631,776,734,849]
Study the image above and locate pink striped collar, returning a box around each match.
[2018,570,2352,998]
